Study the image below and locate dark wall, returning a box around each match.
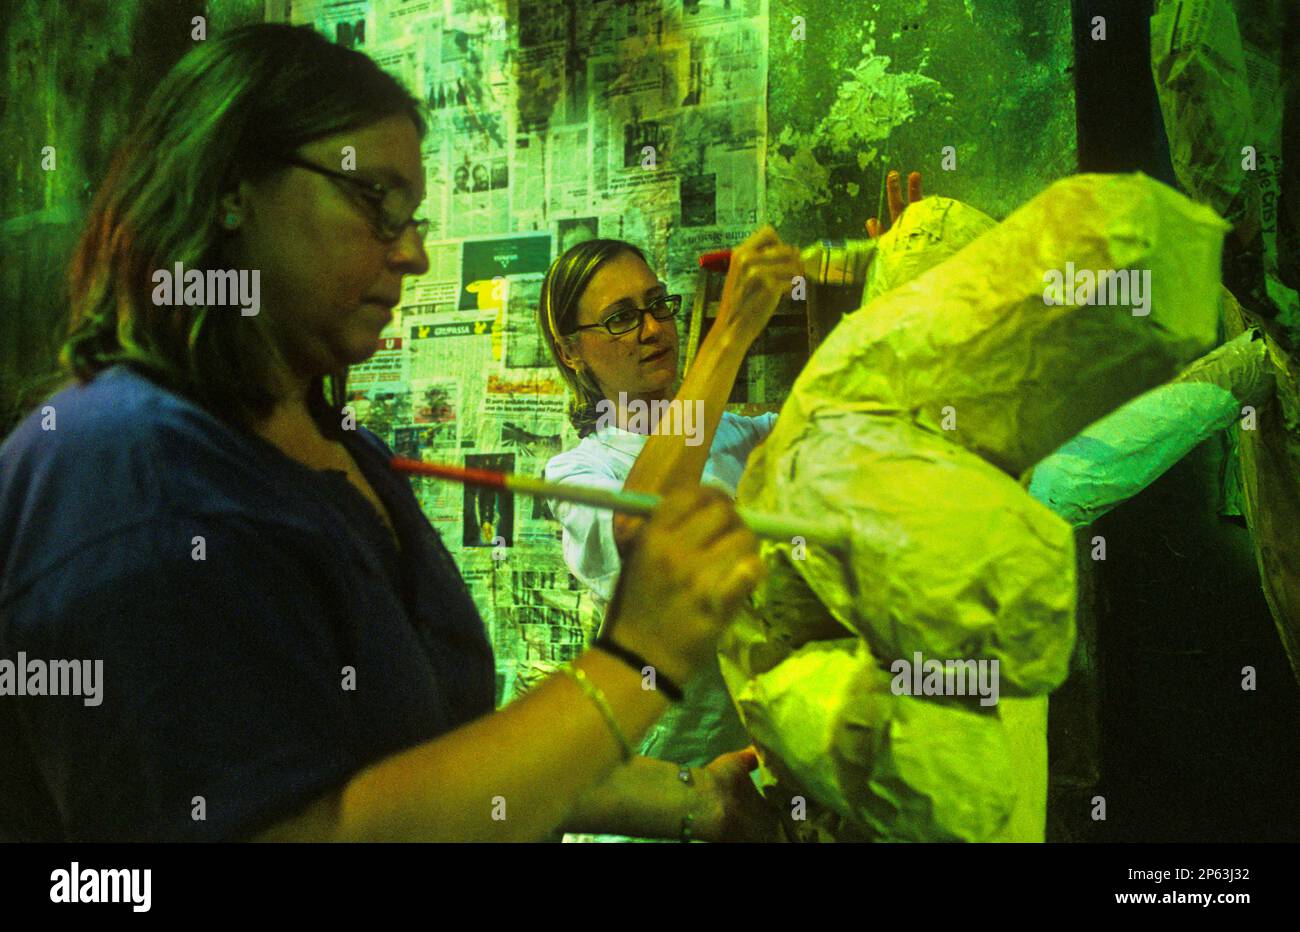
[1069,0,1300,841]
[0,0,262,431]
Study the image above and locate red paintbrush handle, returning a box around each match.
[698,249,732,272]
[390,456,508,489]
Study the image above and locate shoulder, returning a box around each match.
[2,365,275,511]
[2,367,179,517]
[544,434,621,484]
[345,424,397,463]
[0,367,303,600]
[715,410,778,448]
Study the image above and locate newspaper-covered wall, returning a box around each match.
[277,0,1077,707]
[278,0,772,704]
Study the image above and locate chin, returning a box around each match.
[337,333,383,367]
[651,368,677,390]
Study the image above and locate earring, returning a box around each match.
[223,212,240,230]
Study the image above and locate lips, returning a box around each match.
[365,295,402,308]
[641,347,672,363]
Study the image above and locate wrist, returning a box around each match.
[686,766,725,842]
[677,764,697,843]
[708,316,755,358]
[593,634,686,702]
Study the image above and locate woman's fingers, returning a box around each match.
[656,490,762,618]
[868,169,924,236]
[700,525,766,614]
[749,244,804,273]
[908,170,923,206]
[748,251,803,291]
[606,487,763,683]
[647,486,705,532]
[887,170,906,224]
[670,489,743,555]
[741,225,779,253]
[714,227,801,346]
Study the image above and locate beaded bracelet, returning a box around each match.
[678,764,696,843]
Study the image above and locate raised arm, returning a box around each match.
[613,226,802,550]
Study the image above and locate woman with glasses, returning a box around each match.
[536,231,805,819]
[0,23,772,842]
[538,179,924,831]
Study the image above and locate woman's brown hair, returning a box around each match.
[59,23,426,434]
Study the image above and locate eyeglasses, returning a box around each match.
[277,154,430,243]
[568,294,683,336]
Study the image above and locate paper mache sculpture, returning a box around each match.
[719,173,1231,842]
[1150,0,1300,684]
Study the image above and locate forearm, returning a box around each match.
[561,756,697,839]
[615,326,749,544]
[263,650,671,842]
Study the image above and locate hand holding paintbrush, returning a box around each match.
[698,170,925,285]
[389,456,850,551]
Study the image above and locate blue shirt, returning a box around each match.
[0,364,494,841]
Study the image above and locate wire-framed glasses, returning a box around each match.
[277,154,429,243]
[569,294,683,335]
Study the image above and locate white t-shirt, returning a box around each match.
[544,411,777,766]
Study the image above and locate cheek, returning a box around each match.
[581,340,632,387]
[621,341,648,372]
[276,189,383,306]
[590,344,624,377]
[276,245,388,369]
[319,231,386,306]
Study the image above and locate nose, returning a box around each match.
[639,308,673,341]
[388,222,430,276]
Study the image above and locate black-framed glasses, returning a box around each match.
[277,154,429,243]
[569,294,683,336]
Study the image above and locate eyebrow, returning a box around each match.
[363,165,425,203]
[599,284,666,317]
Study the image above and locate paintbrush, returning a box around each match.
[699,240,877,286]
[389,456,850,551]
